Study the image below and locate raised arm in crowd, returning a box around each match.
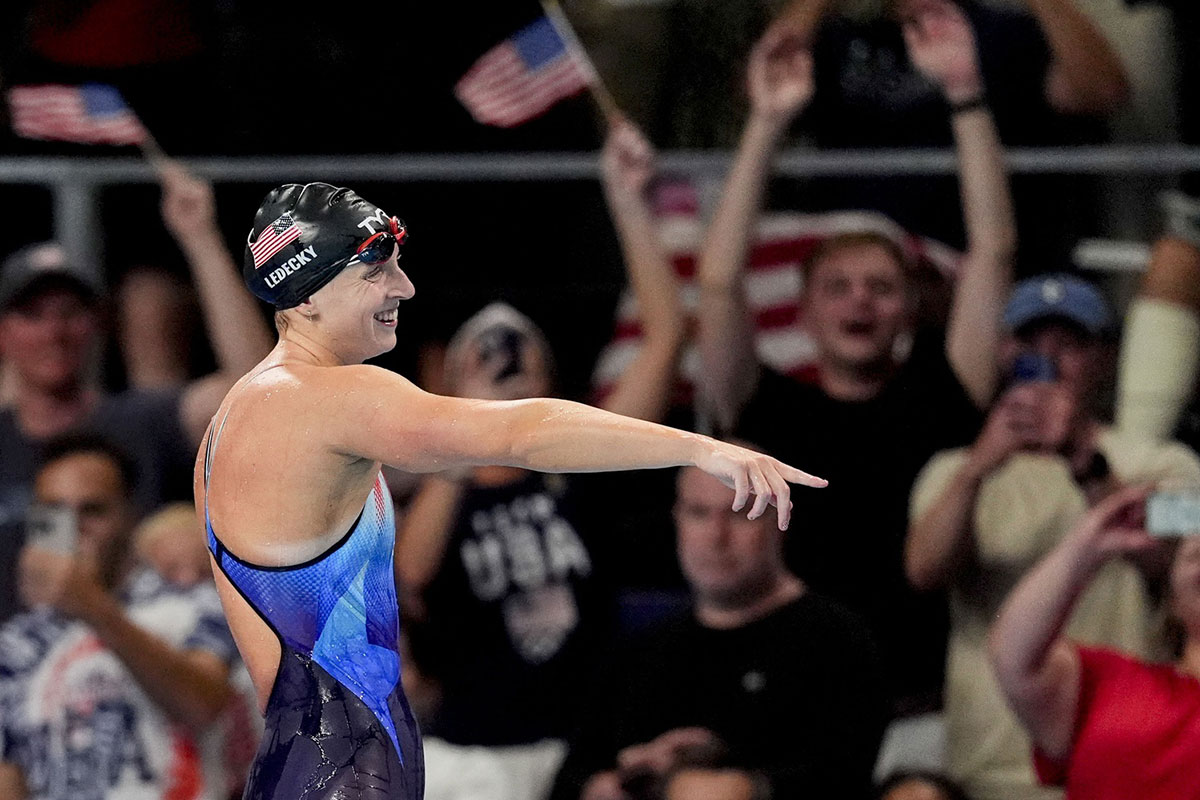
[696,0,1014,427]
[157,162,276,446]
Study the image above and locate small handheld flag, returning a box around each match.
[7,84,147,146]
[455,16,592,128]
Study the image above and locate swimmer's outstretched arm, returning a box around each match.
[324,365,825,530]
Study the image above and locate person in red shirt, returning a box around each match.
[989,485,1200,799]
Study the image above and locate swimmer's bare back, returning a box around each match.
[195,343,827,706]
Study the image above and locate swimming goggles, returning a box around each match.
[351,216,408,266]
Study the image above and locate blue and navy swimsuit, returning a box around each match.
[203,420,423,800]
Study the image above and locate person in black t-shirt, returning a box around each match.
[397,119,686,800]
[551,463,888,800]
[695,4,1013,720]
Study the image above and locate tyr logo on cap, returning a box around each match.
[356,208,392,236]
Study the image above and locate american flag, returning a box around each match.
[455,16,592,128]
[7,84,147,145]
[591,193,962,403]
[250,213,302,269]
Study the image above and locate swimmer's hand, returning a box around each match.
[694,439,827,531]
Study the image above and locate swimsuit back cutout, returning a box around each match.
[202,408,406,762]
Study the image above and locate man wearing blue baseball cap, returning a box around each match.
[1001,273,1114,339]
[905,273,1200,800]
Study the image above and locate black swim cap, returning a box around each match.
[244,183,404,309]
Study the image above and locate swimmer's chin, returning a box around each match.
[366,334,399,360]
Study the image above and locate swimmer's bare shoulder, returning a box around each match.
[299,362,511,471]
[193,364,396,560]
[195,361,468,486]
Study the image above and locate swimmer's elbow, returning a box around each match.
[392,394,537,472]
[498,398,576,470]
[411,397,575,472]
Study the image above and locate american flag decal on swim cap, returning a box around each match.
[250,213,302,269]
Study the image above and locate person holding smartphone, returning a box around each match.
[0,434,241,800]
[989,485,1200,799]
[906,274,1200,800]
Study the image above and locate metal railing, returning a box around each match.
[2,144,1197,275]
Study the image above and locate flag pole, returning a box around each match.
[138,130,171,173]
[120,91,172,175]
[538,0,622,125]
[124,101,195,195]
[108,88,170,169]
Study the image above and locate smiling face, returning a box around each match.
[802,240,911,374]
[300,246,415,362]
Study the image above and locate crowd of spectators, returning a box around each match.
[1,0,1199,799]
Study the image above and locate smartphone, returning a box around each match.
[1009,352,1058,385]
[477,325,526,381]
[1147,489,1200,537]
[25,504,78,553]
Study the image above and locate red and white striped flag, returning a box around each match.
[455,16,592,128]
[250,213,302,269]
[591,191,962,403]
[7,84,146,145]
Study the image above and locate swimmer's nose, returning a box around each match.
[393,268,416,300]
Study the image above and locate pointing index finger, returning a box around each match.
[778,462,828,488]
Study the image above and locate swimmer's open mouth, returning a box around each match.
[374,309,398,325]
